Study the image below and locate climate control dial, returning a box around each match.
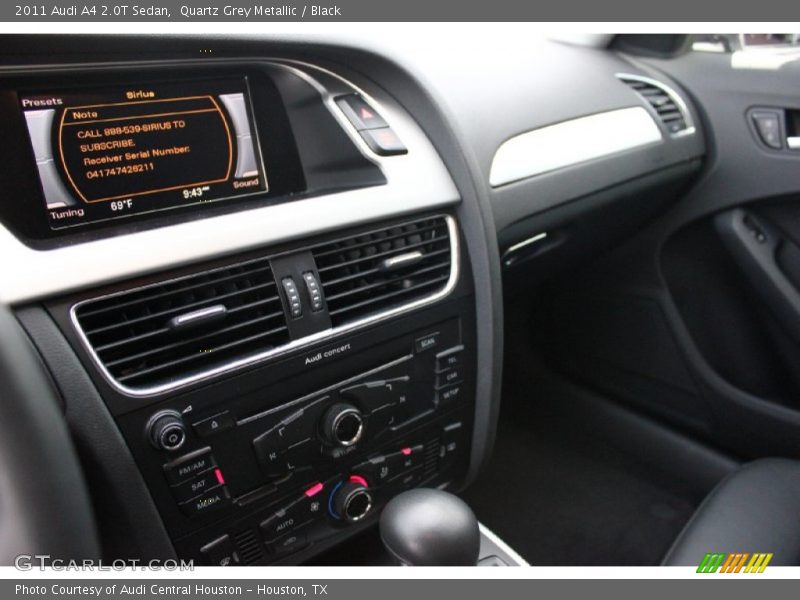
[330,476,373,523]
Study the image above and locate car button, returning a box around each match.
[436,367,463,389]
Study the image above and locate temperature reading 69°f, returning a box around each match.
[110,199,133,212]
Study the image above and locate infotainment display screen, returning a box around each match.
[19,78,267,229]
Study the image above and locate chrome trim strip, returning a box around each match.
[616,72,697,139]
[501,232,548,261]
[478,522,530,566]
[489,107,663,187]
[69,215,460,398]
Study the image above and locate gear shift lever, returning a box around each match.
[379,488,480,565]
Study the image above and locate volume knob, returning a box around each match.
[146,410,187,452]
[320,403,364,447]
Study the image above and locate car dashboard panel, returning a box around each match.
[0,33,706,566]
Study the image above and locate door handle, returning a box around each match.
[714,208,800,344]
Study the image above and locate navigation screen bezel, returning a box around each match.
[0,64,307,246]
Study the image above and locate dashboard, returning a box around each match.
[0,32,705,565]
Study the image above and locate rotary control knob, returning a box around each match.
[320,403,364,447]
[146,410,187,452]
[331,476,373,523]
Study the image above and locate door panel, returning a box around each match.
[541,46,800,460]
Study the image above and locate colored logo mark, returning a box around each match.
[697,552,773,573]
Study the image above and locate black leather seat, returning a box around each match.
[663,458,800,566]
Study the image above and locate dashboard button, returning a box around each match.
[261,501,313,542]
[359,127,408,156]
[437,383,464,406]
[368,403,398,433]
[436,345,464,372]
[192,411,235,437]
[415,331,440,353]
[163,448,216,485]
[341,378,408,413]
[200,535,240,566]
[436,367,463,389]
[440,422,463,471]
[388,465,423,491]
[302,271,325,312]
[170,467,224,503]
[266,529,308,556]
[752,111,783,149]
[281,277,303,319]
[180,486,230,517]
[335,94,388,130]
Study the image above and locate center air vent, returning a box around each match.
[73,259,289,394]
[618,74,692,135]
[311,216,455,327]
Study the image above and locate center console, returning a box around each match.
[3,53,494,566]
[43,210,476,566]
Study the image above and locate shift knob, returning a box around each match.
[379,488,480,565]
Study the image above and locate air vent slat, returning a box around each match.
[116,324,289,385]
[102,310,287,370]
[78,261,271,319]
[74,259,290,392]
[82,281,279,337]
[328,273,450,318]
[618,75,690,135]
[316,233,450,274]
[325,258,452,304]
[312,216,454,328]
[92,297,283,354]
[312,222,442,260]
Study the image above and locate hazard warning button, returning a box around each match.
[335,94,389,131]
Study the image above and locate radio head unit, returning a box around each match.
[20,78,268,229]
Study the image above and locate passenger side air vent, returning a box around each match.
[618,75,692,135]
[311,216,455,327]
[73,259,290,393]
